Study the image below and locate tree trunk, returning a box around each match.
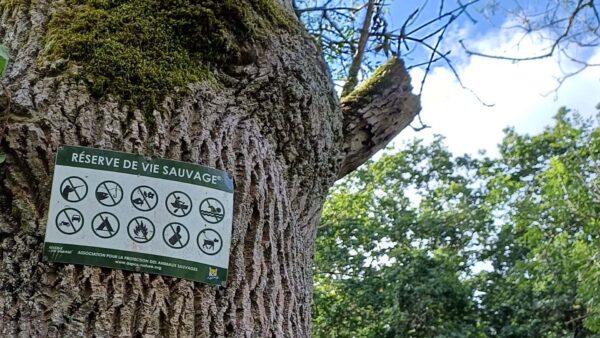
[0,0,419,337]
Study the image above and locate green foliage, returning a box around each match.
[313,108,600,337]
[314,137,488,337]
[42,0,292,116]
[0,44,9,77]
[479,109,600,337]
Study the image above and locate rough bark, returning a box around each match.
[0,1,418,337]
[339,57,421,178]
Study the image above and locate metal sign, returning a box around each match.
[43,145,234,285]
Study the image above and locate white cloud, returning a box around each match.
[394,24,600,157]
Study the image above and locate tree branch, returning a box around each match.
[296,5,361,14]
[341,0,376,97]
[338,57,420,178]
[459,0,592,62]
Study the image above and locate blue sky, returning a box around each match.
[382,1,600,157]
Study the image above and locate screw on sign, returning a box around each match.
[55,208,84,235]
[131,186,158,211]
[60,177,88,202]
[199,198,225,224]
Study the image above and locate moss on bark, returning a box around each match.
[340,56,402,103]
[42,0,294,116]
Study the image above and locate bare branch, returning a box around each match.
[404,36,494,107]
[296,5,361,13]
[341,0,377,97]
[410,113,431,132]
[405,0,482,36]
[460,0,593,62]
[542,48,600,96]
[418,14,450,97]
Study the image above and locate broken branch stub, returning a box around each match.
[338,57,421,178]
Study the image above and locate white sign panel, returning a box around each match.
[43,145,234,285]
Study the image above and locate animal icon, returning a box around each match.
[203,238,219,251]
[96,191,109,201]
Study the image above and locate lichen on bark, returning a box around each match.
[41,0,295,116]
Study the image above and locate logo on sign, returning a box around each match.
[207,267,219,281]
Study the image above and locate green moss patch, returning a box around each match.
[341,57,403,103]
[43,0,292,115]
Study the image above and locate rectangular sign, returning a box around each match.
[43,145,234,285]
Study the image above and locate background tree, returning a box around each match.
[313,109,600,337]
[313,137,489,337]
[477,109,600,337]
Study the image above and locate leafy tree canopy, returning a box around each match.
[313,107,600,337]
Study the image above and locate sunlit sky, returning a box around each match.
[389,12,600,274]
[384,2,600,157]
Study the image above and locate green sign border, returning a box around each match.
[56,145,234,193]
[44,242,228,285]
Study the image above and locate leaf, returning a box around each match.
[0,152,5,164]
